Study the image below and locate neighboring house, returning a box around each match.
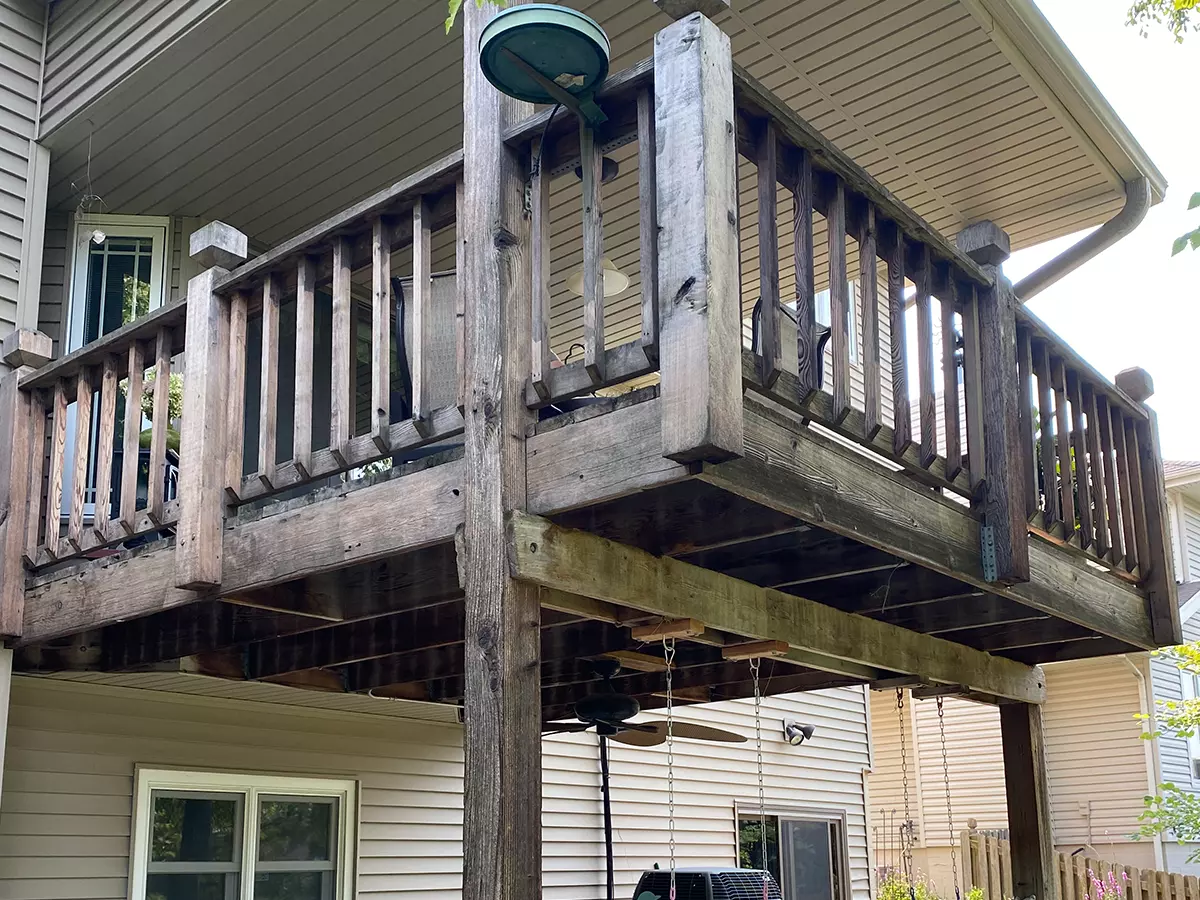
[868,467,1200,891]
[0,2,1174,900]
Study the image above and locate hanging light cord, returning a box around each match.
[938,697,961,900]
[751,658,769,900]
[898,688,916,900]
[664,637,677,900]
[530,102,561,179]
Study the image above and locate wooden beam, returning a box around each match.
[655,12,743,463]
[0,366,34,637]
[723,640,789,660]
[630,618,707,641]
[508,512,1045,703]
[1001,703,1057,900]
[701,397,1154,649]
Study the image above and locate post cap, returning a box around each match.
[1115,367,1154,402]
[955,220,1011,267]
[1,329,52,368]
[189,221,248,270]
[654,0,730,19]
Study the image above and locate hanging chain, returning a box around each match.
[938,697,961,900]
[897,688,915,900]
[751,658,769,900]
[664,637,677,900]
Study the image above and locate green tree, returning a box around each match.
[1127,0,1199,42]
[445,0,504,33]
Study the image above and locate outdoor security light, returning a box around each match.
[782,720,815,746]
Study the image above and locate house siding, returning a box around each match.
[1183,497,1200,583]
[0,0,43,339]
[0,677,872,900]
[1152,614,1200,797]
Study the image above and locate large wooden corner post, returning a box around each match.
[1000,701,1057,900]
[654,2,743,463]
[460,3,541,900]
[956,222,1030,585]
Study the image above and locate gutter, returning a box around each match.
[1012,177,1151,303]
[1125,654,1166,870]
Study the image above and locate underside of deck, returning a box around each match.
[15,387,1150,718]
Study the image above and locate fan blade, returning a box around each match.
[643,720,747,743]
[542,722,591,735]
[610,728,667,747]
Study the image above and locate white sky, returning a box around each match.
[1002,0,1200,460]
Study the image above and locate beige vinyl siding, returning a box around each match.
[867,688,928,847]
[1183,497,1200,583]
[40,0,230,138]
[1,677,871,900]
[1151,614,1200,800]
[0,0,42,337]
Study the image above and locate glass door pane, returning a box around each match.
[780,819,835,900]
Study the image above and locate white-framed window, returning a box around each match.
[1180,669,1200,774]
[130,767,358,900]
[815,281,859,364]
[735,802,850,900]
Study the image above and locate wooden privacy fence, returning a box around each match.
[962,829,1199,900]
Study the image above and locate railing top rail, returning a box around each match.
[19,300,186,392]
[213,149,464,296]
[1017,305,1148,422]
[731,64,993,291]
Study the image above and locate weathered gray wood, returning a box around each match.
[654,0,730,17]
[828,176,851,423]
[530,139,552,401]
[1137,408,1181,646]
[1,329,52,369]
[1066,373,1092,551]
[455,176,467,413]
[977,274,1031,584]
[580,121,606,385]
[914,245,937,469]
[0,366,34,637]
[146,328,173,526]
[118,341,144,534]
[509,511,1045,704]
[1124,415,1151,577]
[412,196,435,429]
[1000,703,1058,900]
[176,268,231,590]
[941,274,962,480]
[44,379,68,557]
[225,290,248,499]
[1084,386,1110,557]
[1097,395,1125,566]
[1113,406,1138,574]
[885,226,912,455]
[859,203,881,438]
[1115,367,1155,403]
[460,2,542,899]
[91,357,118,542]
[523,341,656,409]
[65,368,93,552]
[960,283,985,493]
[655,12,743,463]
[294,256,316,478]
[1052,357,1076,541]
[330,238,353,465]
[793,147,817,404]
[1017,327,1038,520]
[371,216,392,452]
[1033,341,1059,530]
[637,88,659,364]
[188,220,248,270]
[756,119,781,388]
[258,275,282,489]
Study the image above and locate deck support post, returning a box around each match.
[957,222,1030,585]
[460,3,542,900]
[0,343,43,638]
[1000,702,1057,900]
[654,10,743,463]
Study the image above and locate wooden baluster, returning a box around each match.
[1016,327,1037,520]
[24,390,46,562]
[530,139,552,402]
[1096,394,1125,566]
[756,120,781,388]
[91,356,119,542]
[638,88,659,364]
[1124,414,1152,577]
[914,244,936,467]
[1112,405,1138,573]
[294,256,316,479]
[886,225,911,454]
[580,121,605,384]
[1051,357,1076,541]
[859,203,881,438]
[1084,385,1110,557]
[1033,341,1059,531]
[118,341,144,535]
[371,215,392,451]
[330,238,353,465]
[226,290,248,498]
[44,378,68,557]
[961,282,985,494]
[1066,372,1093,551]
[259,273,281,488]
[828,177,851,423]
[455,176,466,414]
[941,271,962,481]
[65,368,94,552]
[145,328,172,525]
[413,195,434,430]
[793,147,817,403]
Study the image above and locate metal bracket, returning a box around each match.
[980,524,997,583]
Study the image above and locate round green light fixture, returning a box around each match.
[478,4,611,125]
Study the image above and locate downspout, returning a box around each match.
[1125,654,1166,870]
[1012,177,1151,303]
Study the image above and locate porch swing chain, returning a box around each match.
[664,636,677,900]
[751,658,769,900]
[897,688,916,900]
[938,696,961,900]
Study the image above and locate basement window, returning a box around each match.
[737,807,849,900]
[130,768,357,900]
